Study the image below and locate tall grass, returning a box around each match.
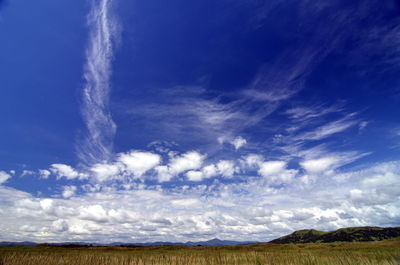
[1,239,399,265]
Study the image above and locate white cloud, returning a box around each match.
[169,151,205,175]
[62,186,77,199]
[350,189,396,207]
[39,169,51,179]
[259,161,286,176]
[155,165,174,183]
[185,164,217,182]
[91,163,121,182]
[79,205,108,223]
[155,151,205,182]
[87,150,162,182]
[300,157,338,174]
[218,136,248,150]
[52,219,69,233]
[0,171,12,184]
[15,199,40,210]
[242,154,264,169]
[231,136,247,150]
[216,160,236,178]
[258,161,297,184]
[186,171,204,182]
[202,164,218,178]
[185,160,237,181]
[299,156,341,184]
[21,170,35,177]
[50,164,87,180]
[40,199,54,214]
[361,165,399,188]
[347,162,400,206]
[118,151,161,178]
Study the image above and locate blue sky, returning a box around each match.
[0,0,399,243]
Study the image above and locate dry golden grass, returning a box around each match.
[0,238,399,265]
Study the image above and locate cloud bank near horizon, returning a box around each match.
[0,157,399,243]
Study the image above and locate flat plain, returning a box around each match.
[1,238,399,265]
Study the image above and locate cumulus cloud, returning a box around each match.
[79,204,108,223]
[52,219,69,233]
[154,166,174,183]
[0,161,399,243]
[90,163,121,182]
[298,156,342,184]
[50,164,87,180]
[88,150,162,182]
[300,157,338,175]
[186,164,218,182]
[186,161,237,181]
[156,151,205,182]
[118,151,161,178]
[39,169,51,179]
[169,151,205,174]
[40,199,54,214]
[202,164,218,178]
[231,136,247,150]
[186,170,205,182]
[21,170,35,177]
[259,161,286,176]
[258,161,297,185]
[216,160,237,178]
[62,186,77,199]
[347,162,400,207]
[0,171,11,184]
[242,154,264,169]
[219,136,247,150]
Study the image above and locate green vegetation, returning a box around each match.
[0,238,399,265]
[270,227,400,244]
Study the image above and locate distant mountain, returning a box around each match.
[115,238,257,247]
[0,238,256,247]
[0,241,37,246]
[185,238,256,246]
[269,226,400,244]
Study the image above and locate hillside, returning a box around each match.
[269,226,400,244]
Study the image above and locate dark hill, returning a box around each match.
[270,226,400,244]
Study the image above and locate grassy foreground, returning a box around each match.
[0,239,399,265]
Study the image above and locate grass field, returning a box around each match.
[0,238,399,265]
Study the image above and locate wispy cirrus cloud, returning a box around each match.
[78,0,120,165]
[292,114,359,142]
[121,0,364,150]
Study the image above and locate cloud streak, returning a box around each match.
[79,0,120,165]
